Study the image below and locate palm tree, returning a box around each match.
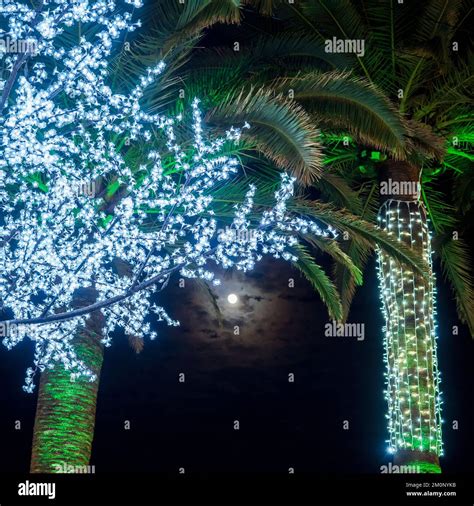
[223,0,473,472]
[27,0,430,473]
[30,288,105,473]
[28,0,250,473]
[297,1,473,473]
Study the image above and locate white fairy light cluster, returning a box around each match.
[376,200,443,457]
[0,1,336,392]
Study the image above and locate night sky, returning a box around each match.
[2,256,472,474]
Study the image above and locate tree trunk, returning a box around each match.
[377,160,442,473]
[30,288,104,473]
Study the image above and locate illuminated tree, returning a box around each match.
[0,0,432,473]
[296,1,474,473]
[233,0,473,472]
[0,0,346,472]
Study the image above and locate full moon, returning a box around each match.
[227,293,238,304]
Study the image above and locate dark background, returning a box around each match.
[2,255,472,474]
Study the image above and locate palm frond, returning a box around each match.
[422,184,457,233]
[439,237,474,337]
[453,166,474,214]
[304,235,363,286]
[413,62,474,124]
[207,86,323,183]
[242,0,276,16]
[422,183,474,335]
[291,199,430,278]
[317,171,363,213]
[145,0,243,53]
[273,71,409,159]
[333,236,372,322]
[331,180,379,320]
[238,31,353,71]
[410,0,465,45]
[405,119,446,161]
[195,279,224,327]
[292,244,343,321]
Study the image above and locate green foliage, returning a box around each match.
[95,0,472,328]
[273,71,408,158]
[423,184,474,335]
[266,0,473,332]
[208,86,323,183]
[291,199,430,280]
[292,244,343,321]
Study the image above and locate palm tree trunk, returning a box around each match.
[377,160,442,473]
[30,289,104,473]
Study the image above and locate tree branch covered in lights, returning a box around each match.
[0,0,337,392]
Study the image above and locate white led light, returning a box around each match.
[0,1,338,392]
[376,199,442,457]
